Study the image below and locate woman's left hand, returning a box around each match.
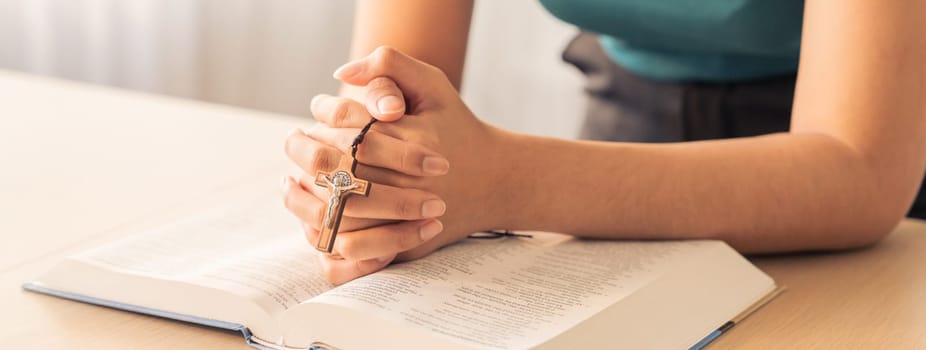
[305,47,512,273]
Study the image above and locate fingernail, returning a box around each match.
[376,95,404,115]
[288,128,303,137]
[333,61,363,80]
[280,176,289,191]
[422,156,450,175]
[421,199,446,218]
[419,220,443,241]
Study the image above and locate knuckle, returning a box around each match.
[373,45,397,59]
[371,46,397,72]
[310,147,331,172]
[394,197,415,219]
[337,237,360,260]
[398,143,415,173]
[330,99,351,127]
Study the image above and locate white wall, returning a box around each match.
[0,0,584,138]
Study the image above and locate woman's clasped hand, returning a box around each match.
[283,47,510,284]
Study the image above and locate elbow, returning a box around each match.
[837,215,897,250]
[817,137,920,251]
[824,197,908,251]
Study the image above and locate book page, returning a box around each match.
[308,235,701,349]
[71,193,333,316]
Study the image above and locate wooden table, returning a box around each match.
[1,71,924,349]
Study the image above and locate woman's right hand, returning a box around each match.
[283,76,455,284]
[295,47,516,284]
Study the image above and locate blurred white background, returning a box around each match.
[0,0,584,138]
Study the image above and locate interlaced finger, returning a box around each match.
[299,173,446,222]
[304,123,449,176]
[310,94,372,128]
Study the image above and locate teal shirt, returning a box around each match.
[539,0,804,81]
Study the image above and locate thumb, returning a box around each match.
[333,46,453,108]
[362,76,405,122]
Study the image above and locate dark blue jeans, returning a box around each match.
[563,32,926,219]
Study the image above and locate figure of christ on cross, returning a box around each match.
[314,159,370,253]
[322,172,358,228]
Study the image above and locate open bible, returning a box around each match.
[25,193,779,349]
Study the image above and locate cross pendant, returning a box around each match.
[313,156,370,253]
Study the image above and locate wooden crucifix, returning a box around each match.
[314,155,370,253]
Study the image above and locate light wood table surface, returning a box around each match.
[2,71,924,349]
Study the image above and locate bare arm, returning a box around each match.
[290,1,926,283]
[345,0,473,92]
[497,0,926,253]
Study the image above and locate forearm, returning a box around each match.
[493,130,907,253]
[342,0,473,97]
